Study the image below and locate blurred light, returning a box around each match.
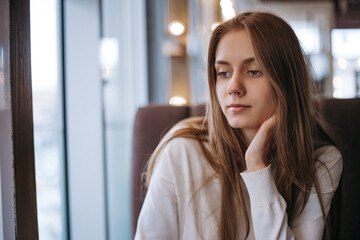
[169,96,187,106]
[99,38,119,70]
[358,57,360,67]
[221,7,236,20]
[333,90,343,98]
[211,22,221,31]
[338,57,348,69]
[168,21,185,36]
[332,76,342,89]
[220,0,236,21]
[220,0,233,9]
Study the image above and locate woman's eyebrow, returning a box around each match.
[215,60,231,66]
[215,57,256,66]
[243,57,256,65]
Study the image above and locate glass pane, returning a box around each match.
[100,0,148,239]
[331,29,360,98]
[30,0,66,239]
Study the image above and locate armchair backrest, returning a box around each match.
[131,98,360,239]
[131,104,205,237]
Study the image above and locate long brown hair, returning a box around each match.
[145,11,333,240]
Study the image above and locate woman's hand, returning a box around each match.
[244,115,276,172]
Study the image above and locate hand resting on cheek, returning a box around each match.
[244,114,276,172]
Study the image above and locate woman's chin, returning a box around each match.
[228,122,251,129]
[227,118,246,128]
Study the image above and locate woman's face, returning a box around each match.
[215,30,276,136]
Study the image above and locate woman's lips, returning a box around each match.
[227,104,251,112]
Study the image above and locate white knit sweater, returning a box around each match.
[135,136,342,240]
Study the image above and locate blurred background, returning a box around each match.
[30,0,360,239]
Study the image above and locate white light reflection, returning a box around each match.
[332,76,342,89]
[99,38,119,76]
[221,7,236,20]
[333,90,343,98]
[168,21,186,36]
[220,0,236,21]
[220,0,233,9]
[338,57,348,69]
[169,96,187,106]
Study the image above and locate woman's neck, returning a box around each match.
[241,128,259,146]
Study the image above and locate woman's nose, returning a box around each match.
[227,73,245,96]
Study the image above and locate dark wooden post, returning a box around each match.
[0,0,39,239]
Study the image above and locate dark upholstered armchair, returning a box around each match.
[131,98,360,239]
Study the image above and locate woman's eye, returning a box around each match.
[218,72,231,78]
[248,70,262,77]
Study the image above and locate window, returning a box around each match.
[30,0,67,239]
[101,0,148,238]
[331,29,360,98]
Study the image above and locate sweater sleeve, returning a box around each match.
[240,146,342,240]
[135,145,178,240]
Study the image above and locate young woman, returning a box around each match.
[135,12,342,240]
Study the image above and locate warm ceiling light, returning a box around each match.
[99,38,119,69]
[220,0,235,20]
[332,76,342,89]
[333,90,343,98]
[338,57,347,69]
[221,7,236,19]
[168,21,185,36]
[220,0,233,9]
[169,96,187,106]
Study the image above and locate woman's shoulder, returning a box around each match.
[314,145,343,192]
[154,118,211,173]
[315,145,342,166]
[162,131,208,161]
[151,132,213,189]
[160,116,208,147]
